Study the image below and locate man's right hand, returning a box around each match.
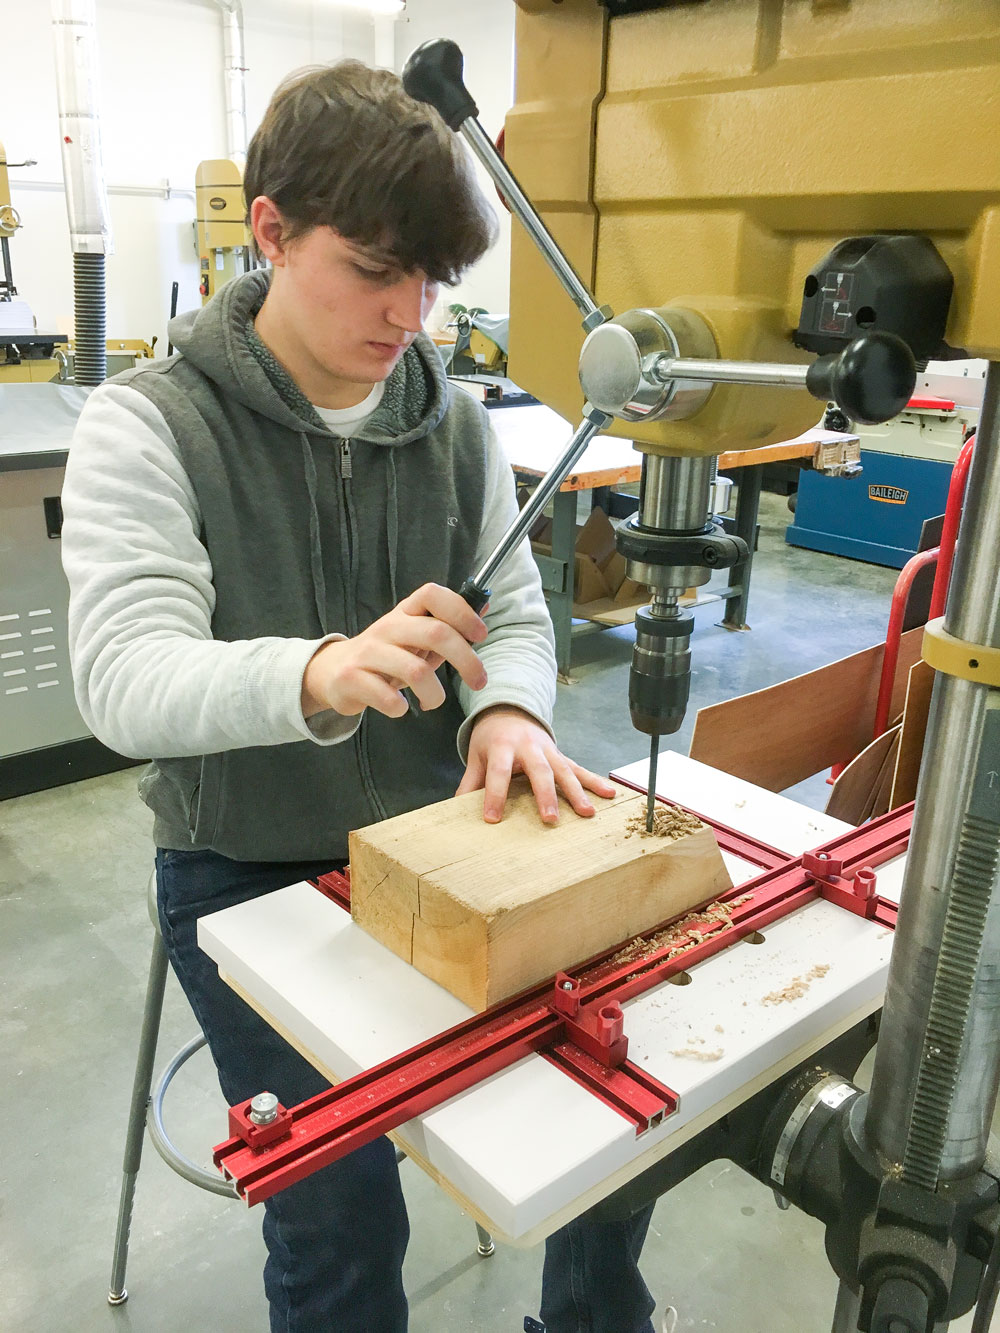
[300,583,488,720]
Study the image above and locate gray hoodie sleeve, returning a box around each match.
[62,384,359,758]
[63,385,556,763]
[455,424,557,757]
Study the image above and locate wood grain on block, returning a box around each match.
[349,778,732,1011]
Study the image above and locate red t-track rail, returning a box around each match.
[214,804,910,1205]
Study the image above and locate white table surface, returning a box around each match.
[489,402,641,484]
[199,752,903,1244]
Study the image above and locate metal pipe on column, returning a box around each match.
[865,363,1000,1184]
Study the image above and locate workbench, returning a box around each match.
[489,403,831,674]
[0,382,131,797]
[199,752,904,1246]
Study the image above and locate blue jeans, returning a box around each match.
[156,847,656,1332]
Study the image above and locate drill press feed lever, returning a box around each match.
[403,39,924,431]
[404,38,932,762]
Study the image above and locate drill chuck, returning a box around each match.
[628,607,694,736]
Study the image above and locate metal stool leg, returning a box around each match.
[111,880,492,1304]
[109,876,236,1305]
[108,925,169,1305]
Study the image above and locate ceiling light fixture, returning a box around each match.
[318,0,405,15]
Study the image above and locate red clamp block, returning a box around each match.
[551,974,629,1068]
[228,1097,294,1151]
[804,852,879,920]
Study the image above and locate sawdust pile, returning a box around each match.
[608,894,753,968]
[760,963,830,1006]
[671,1046,724,1062]
[624,804,705,841]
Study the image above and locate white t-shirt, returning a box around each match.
[313,380,385,435]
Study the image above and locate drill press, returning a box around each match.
[405,38,922,830]
[406,6,1000,1325]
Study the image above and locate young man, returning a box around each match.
[63,61,657,1333]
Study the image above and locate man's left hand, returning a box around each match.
[457,706,617,825]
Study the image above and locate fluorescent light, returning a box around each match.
[318,0,405,13]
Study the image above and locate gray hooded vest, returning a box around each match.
[115,271,488,862]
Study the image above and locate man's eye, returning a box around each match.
[354,264,394,283]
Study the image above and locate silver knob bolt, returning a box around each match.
[249,1091,279,1125]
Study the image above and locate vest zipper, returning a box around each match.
[339,437,388,822]
[340,439,355,572]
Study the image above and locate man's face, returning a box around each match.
[272,223,441,389]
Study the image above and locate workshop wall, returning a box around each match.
[394,1,515,322]
[6,0,514,356]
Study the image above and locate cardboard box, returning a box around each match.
[575,507,618,570]
[614,574,647,608]
[517,485,554,543]
[529,507,651,607]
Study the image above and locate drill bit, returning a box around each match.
[645,734,660,833]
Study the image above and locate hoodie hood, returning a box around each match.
[167,269,450,446]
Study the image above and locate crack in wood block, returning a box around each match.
[349,778,732,1010]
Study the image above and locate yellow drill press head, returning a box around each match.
[506,0,1000,458]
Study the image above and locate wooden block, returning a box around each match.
[689,628,924,792]
[349,778,732,1011]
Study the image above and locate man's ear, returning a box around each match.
[250,196,290,266]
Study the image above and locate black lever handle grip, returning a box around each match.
[458,578,490,614]
[806,331,916,426]
[402,39,479,132]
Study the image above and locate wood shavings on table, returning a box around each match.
[760,963,830,1006]
[623,805,705,841]
[608,894,753,968]
[671,1045,724,1062]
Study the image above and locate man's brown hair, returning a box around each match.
[245,61,497,283]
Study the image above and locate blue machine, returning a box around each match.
[786,398,977,569]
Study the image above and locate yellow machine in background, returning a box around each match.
[506,0,1000,457]
[195,157,253,304]
[0,137,68,384]
[0,137,18,288]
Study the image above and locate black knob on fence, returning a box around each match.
[806,331,916,426]
[402,39,478,131]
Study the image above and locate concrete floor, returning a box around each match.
[2,490,996,1331]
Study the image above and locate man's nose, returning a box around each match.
[386,275,434,333]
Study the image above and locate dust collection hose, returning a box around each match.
[72,251,106,386]
[52,0,113,387]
